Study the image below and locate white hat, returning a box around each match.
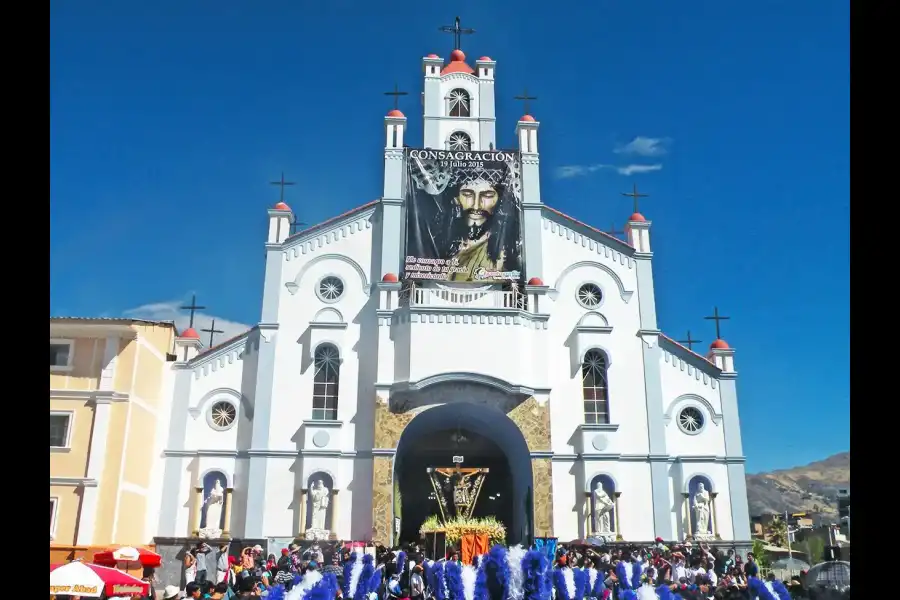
[162,585,183,599]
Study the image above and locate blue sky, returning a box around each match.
[50,1,849,473]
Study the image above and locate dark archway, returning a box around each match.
[393,402,533,546]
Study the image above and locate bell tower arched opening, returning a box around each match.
[393,402,533,546]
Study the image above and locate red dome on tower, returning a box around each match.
[441,49,475,75]
[382,273,399,283]
[527,277,544,286]
[180,328,200,340]
[710,339,730,350]
[629,212,646,222]
[386,109,405,118]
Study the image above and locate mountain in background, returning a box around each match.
[746,452,849,520]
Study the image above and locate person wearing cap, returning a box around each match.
[162,585,183,600]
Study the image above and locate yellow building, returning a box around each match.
[50,317,176,551]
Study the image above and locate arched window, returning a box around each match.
[447,88,471,117]
[582,350,610,424]
[312,344,340,420]
[447,131,471,151]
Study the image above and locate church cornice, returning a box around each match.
[658,334,722,386]
[387,372,552,397]
[542,205,636,255]
[186,331,260,379]
[281,200,378,257]
[394,306,550,329]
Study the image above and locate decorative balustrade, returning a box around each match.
[400,283,525,310]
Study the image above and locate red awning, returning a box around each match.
[92,546,162,568]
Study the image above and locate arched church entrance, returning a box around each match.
[393,402,534,546]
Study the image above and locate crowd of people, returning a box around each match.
[159,537,822,600]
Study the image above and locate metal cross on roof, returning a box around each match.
[704,307,730,340]
[179,294,205,329]
[607,222,624,237]
[439,16,475,50]
[677,330,703,351]
[621,183,648,213]
[384,83,408,110]
[201,319,224,347]
[290,220,309,236]
[270,172,296,203]
[514,88,538,114]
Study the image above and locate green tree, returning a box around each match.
[752,539,772,568]
[769,517,788,548]
[801,536,825,564]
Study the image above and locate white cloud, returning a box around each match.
[124,299,251,346]
[614,136,671,157]
[616,164,663,176]
[555,164,610,179]
[554,163,663,179]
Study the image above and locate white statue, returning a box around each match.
[692,482,712,536]
[310,480,330,531]
[200,480,225,538]
[592,483,615,534]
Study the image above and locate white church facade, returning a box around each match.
[155,46,751,549]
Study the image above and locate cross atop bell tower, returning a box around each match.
[421,18,496,151]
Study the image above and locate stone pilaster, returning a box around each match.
[372,456,393,545]
[531,458,554,538]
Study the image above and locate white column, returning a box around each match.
[682,493,693,539]
[613,492,622,540]
[710,492,721,539]
[75,398,113,545]
[298,489,308,535]
[222,488,234,538]
[330,490,340,534]
[191,487,203,536]
[98,336,119,391]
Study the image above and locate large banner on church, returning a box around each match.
[404,149,523,283]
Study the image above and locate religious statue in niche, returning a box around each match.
[591,481,616,542]
[199,478,226,539]
[306,479,331,539]
[692,482,713,539]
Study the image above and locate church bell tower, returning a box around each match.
[422,20,497,151]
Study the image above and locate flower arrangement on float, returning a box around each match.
[420,515,507,546]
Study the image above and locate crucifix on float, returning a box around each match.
[427,461,489,521]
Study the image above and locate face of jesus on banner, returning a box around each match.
[456,179,498,228]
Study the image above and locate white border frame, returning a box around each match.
[50,410,75,450]
[206,398,239,432]
[676,405,706,436]
[50,496,59,540]
[50,338,75,372]
[315,274,346,304]
[576,281,606,310]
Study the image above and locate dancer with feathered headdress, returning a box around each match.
[748,576,792,600]
[445,560,466,600]
[520,550,551,600]
[552,558,576,600]
[474,544,510,600]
